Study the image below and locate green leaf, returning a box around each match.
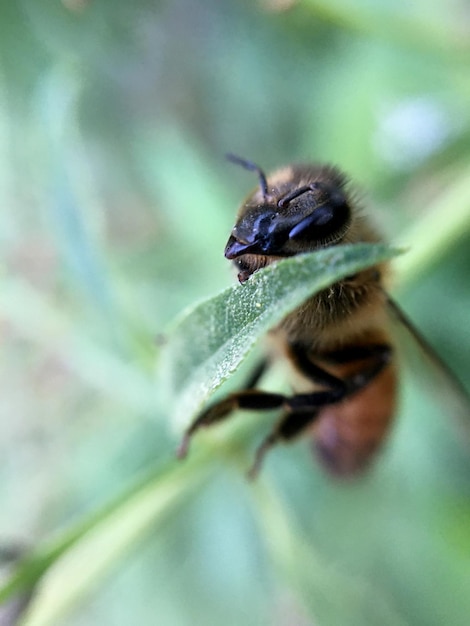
[161,243,401,430]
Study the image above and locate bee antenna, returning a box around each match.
[226,153,268,201]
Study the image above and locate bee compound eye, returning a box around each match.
[288,193,350,242]
[288,206,335,240]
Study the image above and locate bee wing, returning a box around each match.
[386,295,470,437]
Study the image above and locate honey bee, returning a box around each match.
[177,155,468,478]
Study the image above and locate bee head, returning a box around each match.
[224,155,352,282]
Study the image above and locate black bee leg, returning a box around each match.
[289,342,392,388]
[177,389,286,459]
[243,358,269,390]
[247,385,349,477]
[248,349,393,477]
[177,358,269,459]
[178,346,392,469]
[320,343,392,367]
[248,410,320,478]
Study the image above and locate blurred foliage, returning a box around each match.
[0,0,470,625]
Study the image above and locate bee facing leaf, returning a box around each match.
[164,156,469,477]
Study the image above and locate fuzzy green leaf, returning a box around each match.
[162,243,401,429]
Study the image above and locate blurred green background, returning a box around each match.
[1,1,470,625]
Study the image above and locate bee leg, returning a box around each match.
[243,358,270,390]
[320,344,392,366]
[289,342,392,387]
[248,410,320,479]
[177,359,269,459]
[248,387,349,477]
[248,349,393,477]
[176,389,286,459]
[315,344,393,398]
[178,347,391,466]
